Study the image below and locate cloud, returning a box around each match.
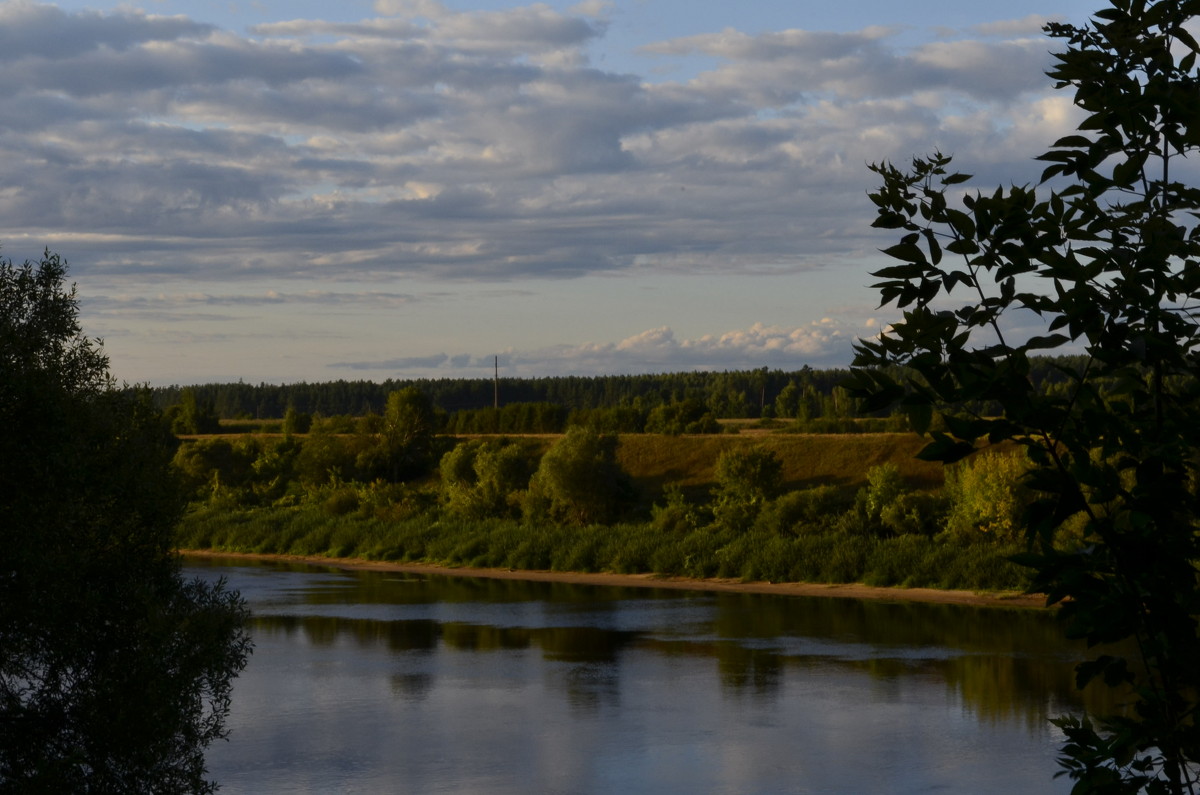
[0,2,212,60]
[328,320,856,377]
[639,25,1055,104]
[82,289,423,319]
[969,14,1062,38]
[0,2,1078,290]
[337,353,450,370]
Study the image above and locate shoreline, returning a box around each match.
[180,549,1049,609]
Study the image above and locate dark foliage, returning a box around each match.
[848,2,1200,790]
[0,251,250,792]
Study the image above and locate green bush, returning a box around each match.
[322,488,360,517]
[942,452,1029,541]
[525,428,635,525]
[650,484,704,534]
[756,484,851,535]
[440,439,532,519]
[644,399,721,435]
[880,491,947,537]
[710,447,783,531]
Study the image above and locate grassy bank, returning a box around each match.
[172,429,1039,593]
[176,503,1030,592]
[615,432,945,495]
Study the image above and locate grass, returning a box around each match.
[615,432,944,502]
[175,430,1030,593]
[176,502,1030,593]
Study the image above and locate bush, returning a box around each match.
[756,484,852,535]
[710,447,783,531]
[323,488,360,517]
[942,452,1029,541]
[650,484,703,534]
[440,439,532,519]
[282,404,312,435]
[879,491,947,537]
[525,428,635,525]
[645,399,721,435]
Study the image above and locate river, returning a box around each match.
[188,557,1094,794]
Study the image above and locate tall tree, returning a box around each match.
[0,251,251,792]
[849,2,1200,791]
[380,386,436,480]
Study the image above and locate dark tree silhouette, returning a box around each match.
[0,251,251,793]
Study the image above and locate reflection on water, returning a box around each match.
[190,557,1088,794]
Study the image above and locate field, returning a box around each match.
[615,432,944,495]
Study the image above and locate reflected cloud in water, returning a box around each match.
[192,557,1084,793]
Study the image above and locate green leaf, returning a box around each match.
[905,401,933,434]
[916,432,975,463]
[1025,333,1069,350]
[1051,134,1094,149]
[872,212,908,229]
[880,241,928,265]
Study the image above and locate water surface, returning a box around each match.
[189,557,1089,794]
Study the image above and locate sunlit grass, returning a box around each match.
[616,433,945,498]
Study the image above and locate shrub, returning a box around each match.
[525,428,636,525]
[756,484,851,536]
[650,484,703,534]
[323,488,360,517]
[942,452,1029,541]
[440,439,532,519]
[644,399,721,435]
[879,491,947,537]
[710,447,783,531]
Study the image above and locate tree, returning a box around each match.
[0,251,251,792]
[848,2,1200,790]
[774,381,801,419]
[525,428,635,525]
[439,440,532,519]
[168,386,221,435]
[710,447,783,531]
[378,386,435,481]
[282,402,312,436]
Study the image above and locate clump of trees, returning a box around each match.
[710,448,783,531]
[849,1,1200,789]
[644,398,722,435]
[166,386,221,434]
[440,440,533,520]
[0,251,250,791]
[524,428,636,525]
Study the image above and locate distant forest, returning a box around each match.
[150,367,871,418]
[149,357,1091,428]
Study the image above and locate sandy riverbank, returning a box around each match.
[181,549,1048,609]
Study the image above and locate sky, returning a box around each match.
[2,0,1104,385]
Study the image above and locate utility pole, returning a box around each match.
[494,355,499,410]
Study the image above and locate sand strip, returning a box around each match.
[181,550,1048,610]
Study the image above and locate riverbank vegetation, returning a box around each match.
[173,408,1043,591]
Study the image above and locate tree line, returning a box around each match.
[150,367,856,420]
[153,357,1098,434]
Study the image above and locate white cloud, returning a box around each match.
[0,2,1100,383]
[329,321,856,377]
[0,2,1075,290]
[374,0,448,19]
